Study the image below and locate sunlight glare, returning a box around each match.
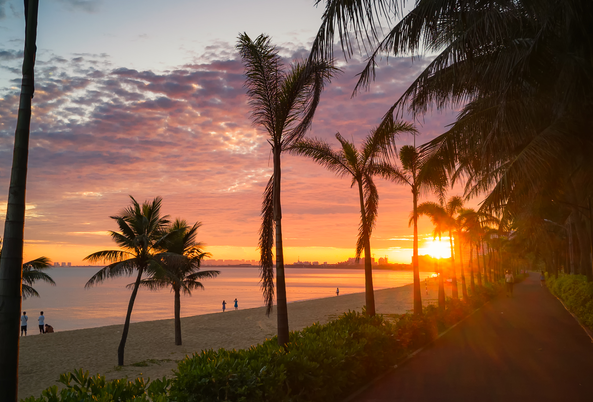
[422,239,451,259]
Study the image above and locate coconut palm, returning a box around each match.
[387,145,447,314]
[84,196,173,366]
[0,1,40,398]
[293,121,415,316]
[133,219,219,346]
[237,33,336,345]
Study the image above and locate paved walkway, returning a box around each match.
[351,274,593,402]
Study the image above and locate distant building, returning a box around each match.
[312,261,319,266]
[61,262,66,267]
[54,262,60,267]
[379,256,389,265]
[67,262,72,267]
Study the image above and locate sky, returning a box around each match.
[0,0,467,265]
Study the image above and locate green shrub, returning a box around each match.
[547,274,593,329]
[20,369,171,402]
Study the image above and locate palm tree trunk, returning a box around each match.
[412,186,422,315]
[436,259,445,310]
[0,2,38,399]
[481,240,489,284]
[358,180,375,316]
[449,230,458,299]
[476,242,482,287]
[118,266,143,366]
[469,242,475,294]
[174,287,182,346]
[273,149,289,346]
[458,234,467,299]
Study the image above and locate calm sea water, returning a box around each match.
[21,266,434,332]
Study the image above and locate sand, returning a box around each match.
[18,280,443,400]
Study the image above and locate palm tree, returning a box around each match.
[0,1,40,399]
[293,121,415,316]
[21,257,55,300]
[237,33,336,345]
[417,196,463,300]
[84,196,172,366]
[134,219,220,345]
[310,0,593,282]
[387,145,447,314]
[0,243,55,300]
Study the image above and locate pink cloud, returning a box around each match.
[0,43,458,264]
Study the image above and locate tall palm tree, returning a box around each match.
[0,1,39,399]
[84,196,172,366]
[293,121,415,316]
[237,33,336,345]
[387,145,447,314]
[134,219,219,346]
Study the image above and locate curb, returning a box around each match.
[549,289,593,343]
[341,300,488,402]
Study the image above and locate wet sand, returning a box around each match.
[19,281,442,399]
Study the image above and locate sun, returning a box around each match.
[422,239,451,259]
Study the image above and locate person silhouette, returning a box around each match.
[336,287,340,296]
[234,298,238,310]
[21,312,28,336]
[222,300,226,312]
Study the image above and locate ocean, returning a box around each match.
[21,266,434,332]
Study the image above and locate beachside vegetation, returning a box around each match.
[292,121,416,316]
[134,219,220,346]
[22,285,503,402]
[546,274,593,331]
[84,196,175,366]
[236,33,336,345]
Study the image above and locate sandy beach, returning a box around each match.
[18,281,443,400]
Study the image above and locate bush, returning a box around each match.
[21,369,170,402]
[546,274,593,329]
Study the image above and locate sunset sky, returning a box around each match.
[0,0,469,265]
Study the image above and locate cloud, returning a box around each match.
[0,41,456,263]
[56,0,101,13]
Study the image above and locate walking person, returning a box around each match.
[222,300,226,312]
[505,270,515,297]
[21,311,28,336]
[336,287,340,296]
[38,311,45,334]
[234,298,238,310]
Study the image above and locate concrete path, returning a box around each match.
[351,275,593,402]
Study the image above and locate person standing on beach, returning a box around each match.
[505,270,515,297]
[336,287,339,296]
[38,311,45,334]
[234,298,238,310]
[21,311,28,336]
[222,300,226,312]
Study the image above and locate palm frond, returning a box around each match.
[85,259,138,288]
